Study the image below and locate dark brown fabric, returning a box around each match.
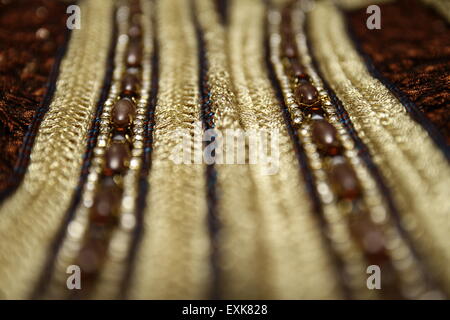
[346,0,450,147]
[0,0,68,194]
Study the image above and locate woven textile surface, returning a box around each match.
[0,0,449,300]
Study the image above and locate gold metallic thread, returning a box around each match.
[308,1,450,295]
[129,0,211,299]
[226,0,341,299]
[0,0,114,299]
[294,5,439,299]
[43,0,129,299]
[1,0,447,300]
[93,0,154,299]
[196,0,265,299]
[268,7,372,299]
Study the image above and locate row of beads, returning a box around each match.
[277,1,441,298]
[94,0,155,298]
[73,0,144,294]
[43,2,133,298]
[279,3,406,298]
[290,4,441,299]
[268,8,373,298]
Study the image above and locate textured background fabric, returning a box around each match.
[346,0,450,148]
[0,0,448,300]
[0,0,69,196]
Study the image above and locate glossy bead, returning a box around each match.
[349,212,401,297]
[328,157,361,199]
[311,119,341,155]
[295,80,319,105]
[128,24,142,39]
[121,72,139,96]
[112,98,135,129]
[126,41,142,68]
[130,2,142,15]
[75,239,107,278]
[349,213,388,261]
[104,143,131,174]
[283,41,296,59]
[291,61,308,79]
[90,177,121,224]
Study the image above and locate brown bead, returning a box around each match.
[283,41,296,59]
[104,143,131,174]
[90,177,121,224]
[349,214,388,261]
[130,1,142,15]
[295,80,319,105]
[75,238,107,278]
[328,156,361,199]
[311,119,341,156]
[121,72,139,97]
[291,61,308,79]
[112,98,135,129]
[349,213,402,297]
[128,24,142,39]
[126,41,142,68]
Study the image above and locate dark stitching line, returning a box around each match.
[263,2,351,299]
[215,0,229,25]
[119,2,159,299]
[30,7,118,299]
[305,10,446,296]
[341,7,450,161]
[192,0,220,300]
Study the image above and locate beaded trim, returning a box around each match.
[265,5,350,299]
[36,0,154,299]
[300,5,446,299]
[119,0,159,298]
[267,1,443,299]
[268,6,369,299]
[31,2,118,299]
[92,0,154,299]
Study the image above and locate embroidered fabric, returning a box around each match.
[346,0,450,145]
